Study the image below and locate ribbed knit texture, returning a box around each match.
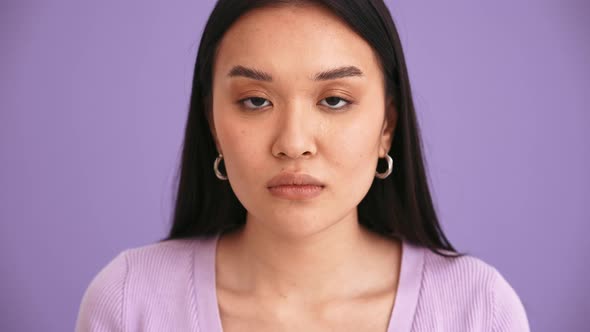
[75,234,530,331]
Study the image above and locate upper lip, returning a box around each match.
[267,172,325,188]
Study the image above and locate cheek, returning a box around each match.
[326,114,381,174]
[215,116,268,198]
[322,113,382,207]
[216,124,267,213]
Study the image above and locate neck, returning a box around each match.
[216,211,401,306]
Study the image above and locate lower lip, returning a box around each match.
[267,185,324,200]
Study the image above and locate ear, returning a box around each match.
[205,108,222,154]
[210,124,221,153]
[379,96,397,157]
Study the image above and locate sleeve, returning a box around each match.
[75,250,129,332]
[491,269,531,332]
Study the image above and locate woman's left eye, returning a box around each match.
[319,96,351,110]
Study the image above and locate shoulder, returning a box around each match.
[75,237,212,331]
[75,250,128,331]
[124,238,199,276]
[111,238,201,289]
[421,247,499,288]
[415,247,530,331]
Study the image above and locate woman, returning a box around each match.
[76,0,530,331]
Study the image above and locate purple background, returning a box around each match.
[1,1,588,330]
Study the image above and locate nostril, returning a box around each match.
[273,149,314,159]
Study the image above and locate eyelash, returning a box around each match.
[237,96,354,112]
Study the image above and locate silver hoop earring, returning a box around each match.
[375,154,393,179]
[214,153,228,180]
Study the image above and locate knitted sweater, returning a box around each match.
[75,233,530,331]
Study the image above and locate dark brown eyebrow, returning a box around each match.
[313,66,364,81]
[227,65,273,81]
[226,65,364,82]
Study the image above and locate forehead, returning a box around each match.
[213,4,382,82]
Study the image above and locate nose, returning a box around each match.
[271,101,317,160]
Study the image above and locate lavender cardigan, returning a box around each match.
[76,233,530,331]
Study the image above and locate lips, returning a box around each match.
[267,172,325,200]
[266,172,325,188]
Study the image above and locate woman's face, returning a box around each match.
[210,4,396,238]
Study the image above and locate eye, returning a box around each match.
[238,96,352,111]
[239,97,272,110]
[319,96,351,110]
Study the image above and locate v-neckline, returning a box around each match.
[192,232,425,332]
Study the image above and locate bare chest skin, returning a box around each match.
[214,228,402,332]
[217,285,397,332]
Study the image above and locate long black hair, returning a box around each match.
[162,0,465,258]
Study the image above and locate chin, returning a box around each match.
[258,211,341,238]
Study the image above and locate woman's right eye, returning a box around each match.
[239,97,272,110]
